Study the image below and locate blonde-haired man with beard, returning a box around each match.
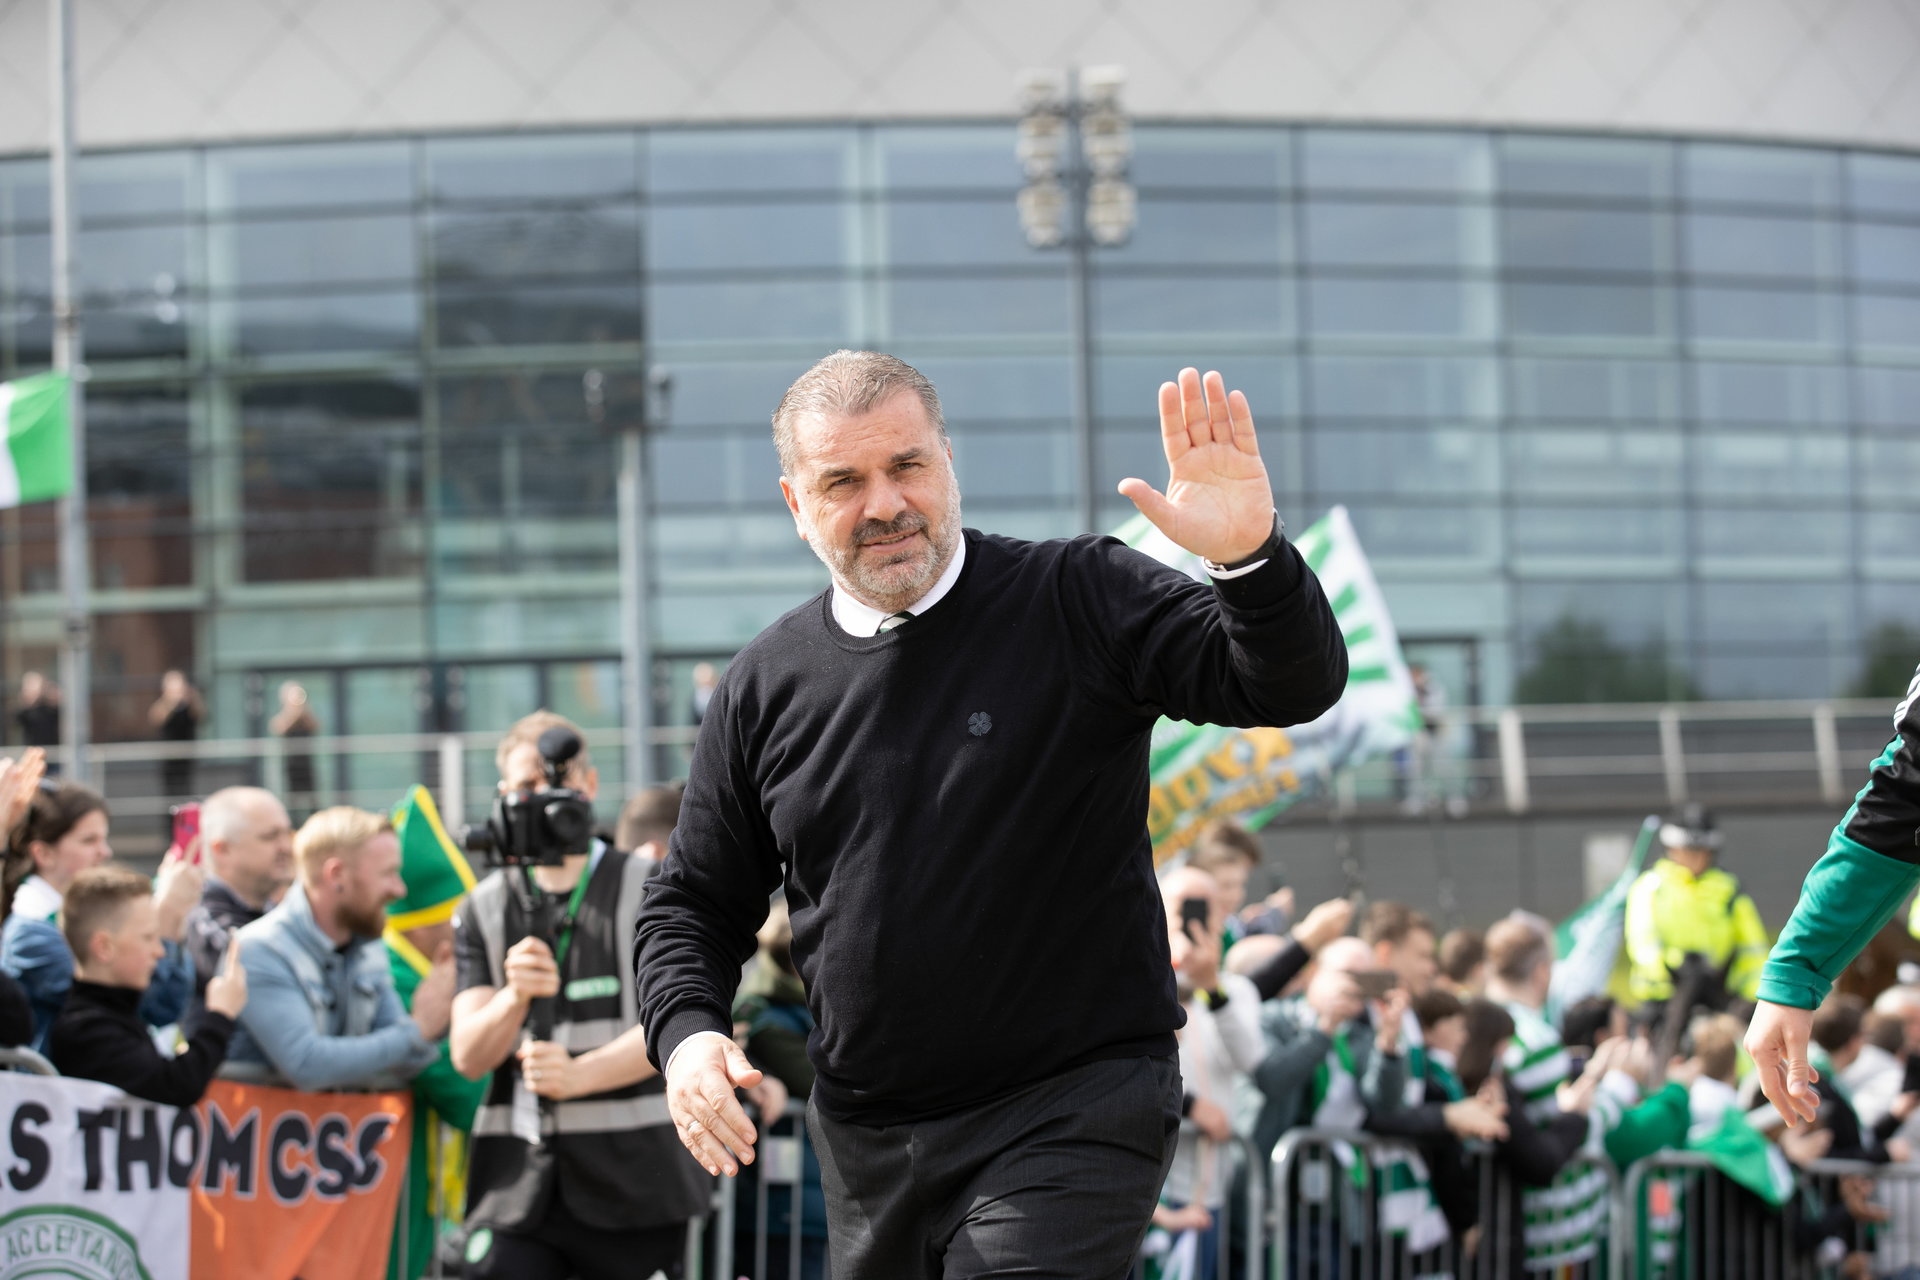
[225,806,447,1090]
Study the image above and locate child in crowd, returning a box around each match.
[47,865,247,1105]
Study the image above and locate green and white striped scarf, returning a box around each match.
[1501,1002,1616,1271]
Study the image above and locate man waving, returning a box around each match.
[633,352,1347,1279]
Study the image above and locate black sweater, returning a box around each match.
[47,979,234,1106]
[634,527,1347,1125]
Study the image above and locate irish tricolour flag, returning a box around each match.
[0,372,74,507]
[1119,504,1421,861]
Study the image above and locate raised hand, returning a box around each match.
[205,939,248,1019]
[1118,368,1276,565]
[0,748,46,836]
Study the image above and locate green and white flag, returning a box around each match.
[1547,815,1659,1022]
[0,371,74,508]
[1118,504,1420,862]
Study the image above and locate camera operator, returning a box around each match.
[449,713,708,1280]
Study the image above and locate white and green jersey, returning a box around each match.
[1499,1001,1623,1272]
[1373,1012,1452,1258]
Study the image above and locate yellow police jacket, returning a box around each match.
[1624,858,1768,1004]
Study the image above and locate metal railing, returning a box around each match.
[25,696,1893,853]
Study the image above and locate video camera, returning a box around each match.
[462,726,596,867]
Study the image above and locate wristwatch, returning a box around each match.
[1203,512,1286,577]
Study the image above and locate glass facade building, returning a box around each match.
[2,123,1918,761]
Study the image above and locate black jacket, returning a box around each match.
[47,979,234,1106]
[0,968,30,1048]
[183,879,265,1031]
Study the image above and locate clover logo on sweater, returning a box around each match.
[968,712,993,737]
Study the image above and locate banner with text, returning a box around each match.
[0,1074,410,1280]
[1119,504,1420,862]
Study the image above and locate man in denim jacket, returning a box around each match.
[225,806,449,1090]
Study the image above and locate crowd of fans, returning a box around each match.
[3,727,1919,1280]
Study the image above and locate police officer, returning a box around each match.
[1625,802,1767,1018]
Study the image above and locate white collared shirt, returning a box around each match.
[830,535,967,636]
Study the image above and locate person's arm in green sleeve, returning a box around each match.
[413,1041,489,1132]
[1750,670,1920,1125]
[1602,1080,1690,1168]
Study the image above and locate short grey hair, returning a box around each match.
[771,350,946,478]
[202,786,286,846]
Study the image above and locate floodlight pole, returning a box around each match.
[49,0,91,781]
[1063,77,1098,537]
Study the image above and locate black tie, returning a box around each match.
[877,611,912,633]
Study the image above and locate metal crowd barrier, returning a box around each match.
[0,1045,56,1074]
[1271,1127,1614,1280]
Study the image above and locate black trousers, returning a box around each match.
[808,1054,1181,1280]
[462,1192,687,1280]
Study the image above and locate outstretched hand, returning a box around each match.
[1118,368,1276,565]
[1746,1000,1821,1127]
[666,1030,764,1177]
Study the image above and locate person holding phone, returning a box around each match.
[182,787,296,1032]
[1146,865,1262,1278]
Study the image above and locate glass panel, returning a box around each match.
[213,214,417,290]
[1308,426,1497,495]
[1851,222,1920,288]
[1300,130,1491,195]
[342,667,425,810]
[432,206,640,280]
[77,152,195,224]
[436,282,642,348]
[1307,278,1490,338]
[1852,295,1920,350]
[1686,287,1840,345]
[91,611,198,743]
[1684,214,1839,281]
[1693,361,1845,426]
[1856,366,1920,427]
[1335,502,1499,560]
[1304,200,1490,269]
[1095,355,1294,422]
[1692,433,1848,498]
[648,434,779,510]
[1848,154,1920,218]
[1515,580,1688,656]
[436,372,619,526]
[1094,273,1288,336]
[887,198,1039,267]
[1509,359,1680,424]
[1696,506,1849,560]
[877,126,1020,191]
[426,132,637,203]
[1307,355,1498,421]
[88,386,192,590]
[1130,127,1291,189]
[85,303,191,361]
[903,353,1072,422]
[1506,281,1671,338]
[0,158,48,229]
[1101,198,1289,266]
[662,361,810,427]
[546,660,622,730]
[1499,136,1673,202]
[951,429,1071,502]
[1511,505,1682,561]
[1501,207,1670,274]
[894,274,1070,338]
[220,291,419,356]
[647,202,848,272]
[239,379,423,582]
[457,664,540,735]
[207,141,414,214]
[1697,581,1852,648]
[1683,144,1841,210]
[1859,435,1920,500]
[10,227,191,299]
[649,279,850,343]
[1507,429,1683,497]
[647,129,854,195]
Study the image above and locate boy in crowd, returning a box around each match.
[48,865,248,1104]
